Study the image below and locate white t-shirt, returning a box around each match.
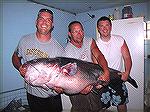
[96,34,124,71]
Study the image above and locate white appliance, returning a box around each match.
[111,17,144,111]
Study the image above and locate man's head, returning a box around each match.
[68,21,84,47]
[37,9,53,20]
[97,16,112,38]
[97,16,112,27]
[36,9,54,35]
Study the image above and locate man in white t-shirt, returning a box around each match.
[96,16,132,112]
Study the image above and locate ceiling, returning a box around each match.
[28,0,148,15]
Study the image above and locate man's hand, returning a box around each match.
[19,65,27,77]
[80,85,93,94]
[98,74,110,83]
[102,70,110,82]
[119,72,129,81]
[53,86,64,94]
[96,72,110,89]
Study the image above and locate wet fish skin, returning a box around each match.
[22,57,103,94]
[22,57,138,94]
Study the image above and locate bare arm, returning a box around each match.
[80,39,110,94]
[12,52,22,71]
[12,52,26,77]
[91,39,109,82]
[121,41,132,81]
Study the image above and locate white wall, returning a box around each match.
[146,1,150,21]
[0,1,3,93]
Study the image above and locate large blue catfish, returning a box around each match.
[22,57,138,94]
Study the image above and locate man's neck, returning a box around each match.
[100,35,111,42]
[70,40,83,48]
[36,32,51,42]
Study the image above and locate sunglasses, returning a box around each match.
[38,9,53,15]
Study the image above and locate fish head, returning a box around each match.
[48,62,79,87]
[24,63,51,85]
[56,62,94,94]
[61,62,78,76]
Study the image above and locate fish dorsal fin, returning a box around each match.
[62,63,77,76]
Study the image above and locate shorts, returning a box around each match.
[97,81,129,108]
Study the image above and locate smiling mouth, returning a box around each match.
[103,30,108,33]
[41,26,47,29]
[40,27,48,32]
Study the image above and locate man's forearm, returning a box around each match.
[12,53,22,71]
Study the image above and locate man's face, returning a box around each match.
[69,23,84,45]
[97,20,112,38]
[36,12,53,35]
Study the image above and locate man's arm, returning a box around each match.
[91,39,109,82]
[12,52,26,77]
[79,39,110,94]
[12,52,22,71]
[121,41,132,81]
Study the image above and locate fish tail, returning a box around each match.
[127,77,138,88]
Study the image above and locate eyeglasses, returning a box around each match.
[71,30,84,34]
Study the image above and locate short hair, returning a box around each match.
[67,21,83,42]
[38,8,53,18]
[97,16,112,27]
[68,21,83,32]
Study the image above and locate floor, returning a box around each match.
[62,109,144,112]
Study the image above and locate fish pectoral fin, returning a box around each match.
[61,63,77,76]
